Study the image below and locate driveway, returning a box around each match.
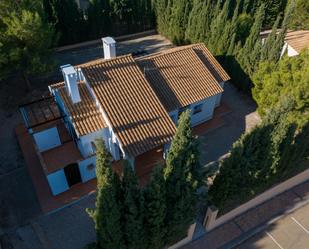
[199,83,260,166]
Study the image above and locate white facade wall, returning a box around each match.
[190,95,217,126]
[169,109,179,125]
[287,44,299,57]
[47,169,69,195]
[33,127,61,152]
[169,93,219,127]
[78,156,97,182]
[281,42,299,57]
[77,129,109,158]
[215,82,225,107]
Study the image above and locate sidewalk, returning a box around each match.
[183,181,309,249]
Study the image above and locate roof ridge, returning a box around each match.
[136,43,204,61]
[77,54,133,68]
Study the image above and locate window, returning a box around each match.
[193,104,203,115]
[91,141,97,154]
[86,164,95,171]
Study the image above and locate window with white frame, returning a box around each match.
[193,104,203,115]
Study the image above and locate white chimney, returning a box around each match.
[102,37,116,59]
[60,64,81,104]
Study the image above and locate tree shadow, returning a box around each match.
[217,55,253,95]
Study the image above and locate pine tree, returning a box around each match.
[0,1,56,88]
[144,165,167,249]
[164,110,199,244]
[87,139,124,249]
[121,163,144,249]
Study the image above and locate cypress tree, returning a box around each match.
[260,15,281,61]
[164,110,199,244]
[122,163,144,249]
[52,0,86,45]
[185,0,204,43]
[209,99,299,210]
[208,0,231,54]
[237,4,265,76]
[168,0,192,44]
[87,0,111,39]
[144,165,167,249]
[217,0,240,55]
[269,0,296,62]
[87,139,124,249]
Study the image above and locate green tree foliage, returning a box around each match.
[0,0,56,86]
[87,0,111,40]
[253,51,309,126]
[121,163,144,249]
[143,166,167,249]
[209,99,300,211]
[289,0,309,29]
[164,110,199,244]
[168,0,192,44]
[50,0,86,45]
[185,0,211,43]
[207,0,231,54]
[41,0,155,46]
[87,139,124,249]
[237,4,265,77]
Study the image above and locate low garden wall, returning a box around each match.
[204,168,309,231]
[55,29,157,52]
[167,223,196,249]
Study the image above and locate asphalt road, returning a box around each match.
[236,203,309,249]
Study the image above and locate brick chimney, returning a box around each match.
[102,37,116,59]
[60,64,81,104]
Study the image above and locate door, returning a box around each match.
[64,163,82,187]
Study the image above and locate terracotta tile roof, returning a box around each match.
[285,30,309,53]
[52,82,107,136]
[81,55,176,157]
[136,43,227,112]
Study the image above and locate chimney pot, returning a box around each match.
[60,64,81,104]
[102,37,116,59]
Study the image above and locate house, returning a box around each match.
[19,38,230,196]
[261,30,309,57]
[282,30,309,57]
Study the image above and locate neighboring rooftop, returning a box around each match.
[81,54,176,157]
[285,30,309,53]
[137,43,227,112]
